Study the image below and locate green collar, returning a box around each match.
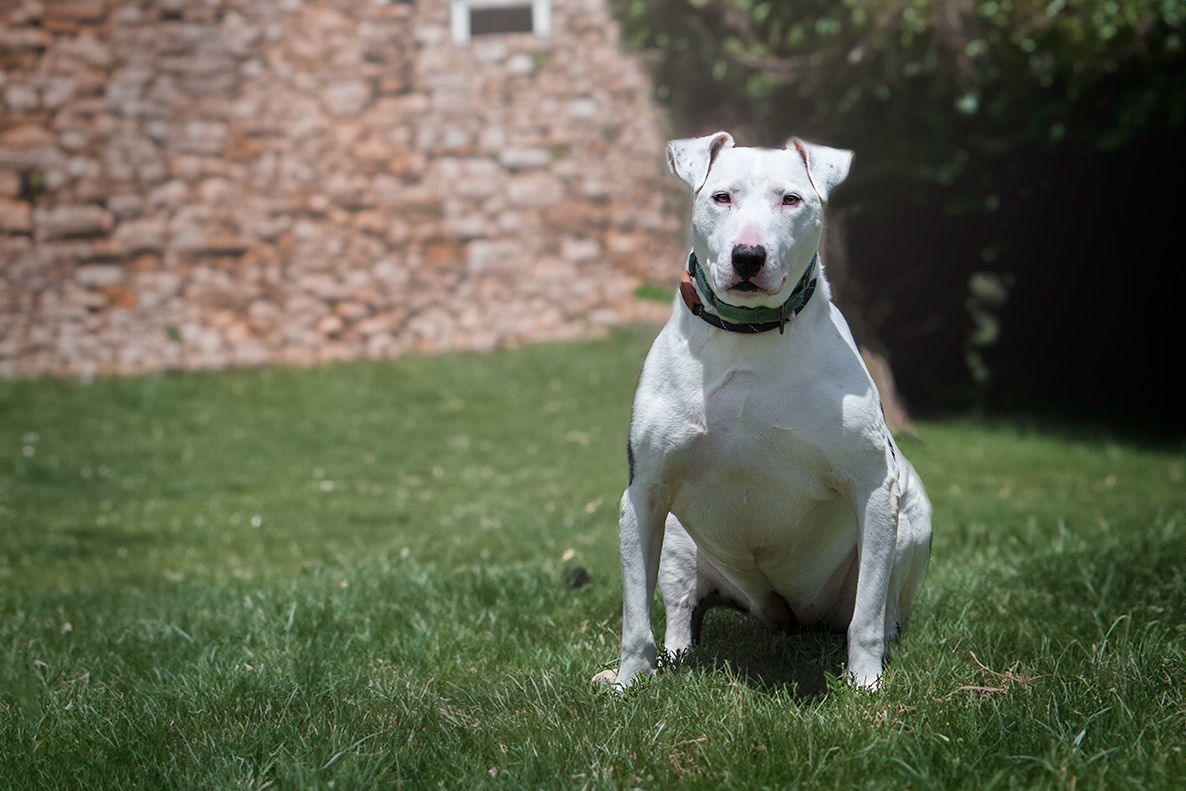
[687,251,819,330]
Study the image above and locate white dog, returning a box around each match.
[593,132,932,691]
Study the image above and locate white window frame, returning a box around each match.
[450,0,551,45]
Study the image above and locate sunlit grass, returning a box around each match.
[2,327,1183,790]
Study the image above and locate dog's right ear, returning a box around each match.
[666,132,734,192]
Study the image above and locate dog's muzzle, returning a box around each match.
[731,244,766,281]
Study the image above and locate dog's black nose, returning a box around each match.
[731,244,766,280]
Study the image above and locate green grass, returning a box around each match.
[1,327,1183,790]
[635,282,677,303]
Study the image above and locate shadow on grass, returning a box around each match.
[680,608,847,699]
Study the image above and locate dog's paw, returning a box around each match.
[846,668,884,691]
[591,668,619,686]
[592,668,633,696]
[591,665,657,693]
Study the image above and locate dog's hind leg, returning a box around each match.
[884,459,933,641]
[658,514,704,658]
[660,514,745,657]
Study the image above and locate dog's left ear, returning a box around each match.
[788,138,854,203]
[666,131,735,192]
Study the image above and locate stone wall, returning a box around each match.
[0,0,682,377]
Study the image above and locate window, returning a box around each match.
[450,0,551,45]
[471,5,533,36]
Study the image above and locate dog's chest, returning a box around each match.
[663,365,859,594]
[673,368,839,523]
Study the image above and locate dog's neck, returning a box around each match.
[679,251,820,335]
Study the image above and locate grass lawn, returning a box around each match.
[2,326,1183,790]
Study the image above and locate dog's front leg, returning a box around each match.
[846,463,901,690]
[595,482,671,690]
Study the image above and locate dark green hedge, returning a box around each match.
[612,0,1186,428]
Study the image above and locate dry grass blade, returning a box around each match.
[947,651,1047,698]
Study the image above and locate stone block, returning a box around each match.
[316,314,344,336]
[81,238,127,261]
[4,85,41,113]
[59,128,89,151]
[562,236,602,262]
[324,80,373,117]
[466,240,520,275]
[0,172,21,199]
[115,217,168,253]
[541,202,591,231]
[43,2,107,33]
[99,283,138,310]
[75,264,124,287]
[567,97,600,118]
[423,240,464,267]
[174,120,229,156]
[35,204,113,240]
[499,147,550,171]
[107,194,143,220]
[0,28,53,52]
[0,200,33,234]
[58,34,113,68]
[0,124,56,150]
[171,218,248,255]
[148,180,189,210]
[247,299,281,333]
[335,300,370,321]
[507,173,565,208]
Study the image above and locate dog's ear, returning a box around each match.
[788,138,853,203]
[666,131,735,192]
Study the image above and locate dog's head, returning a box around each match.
[667,132,852,306]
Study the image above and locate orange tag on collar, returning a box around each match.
[679,270,701,314]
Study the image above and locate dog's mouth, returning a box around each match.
[723,272,788,297]
[729,281,763,293]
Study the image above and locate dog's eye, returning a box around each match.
[711,192,731,205]
[782,194,803,207]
